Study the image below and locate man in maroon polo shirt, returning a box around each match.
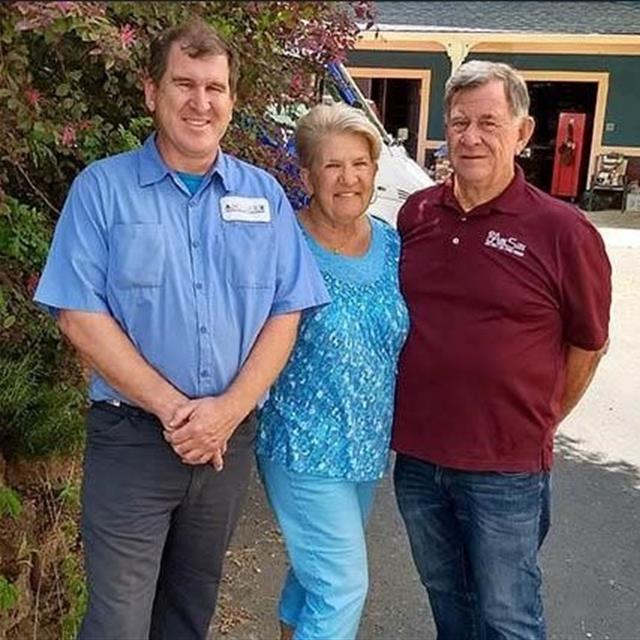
[392,60,611,640]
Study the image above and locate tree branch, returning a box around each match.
[13,161,60,216]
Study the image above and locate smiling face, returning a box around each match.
[302,132,377,226]
[144,42,235,173]
[446,79,534,198]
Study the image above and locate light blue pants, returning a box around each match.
[257,456,378,640]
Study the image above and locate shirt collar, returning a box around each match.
[440,164,527,216]
[212,148,234,192]
[138,133,234,192]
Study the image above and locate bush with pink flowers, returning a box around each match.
[0,2,374,635]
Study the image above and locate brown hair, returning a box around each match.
[148,19,239,94]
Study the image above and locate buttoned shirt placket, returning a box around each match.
[442,193,473,265]
[185,183,214,398]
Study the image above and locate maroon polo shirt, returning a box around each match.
[392,167,611,471]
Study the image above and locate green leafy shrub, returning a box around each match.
[0,486,22,519]
[60,552,87,640]
[0,576,18,612]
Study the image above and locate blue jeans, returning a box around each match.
[258,456,378,640]
[394,454,551,640]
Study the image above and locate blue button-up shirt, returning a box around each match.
[34,135,329,402]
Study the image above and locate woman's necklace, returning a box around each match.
[329,234,355,255]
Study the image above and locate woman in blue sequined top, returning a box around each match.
[256,102,410,640]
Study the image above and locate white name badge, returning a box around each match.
[220,196,271,222]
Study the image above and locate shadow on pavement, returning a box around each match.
[544,434,640,640]
[213,443,640,639]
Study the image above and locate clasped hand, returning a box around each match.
[163,396,242,471]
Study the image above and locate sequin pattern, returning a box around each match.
[257,218,410,481]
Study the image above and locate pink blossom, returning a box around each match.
[119,24,136,49]
[61,124,77,147]
[24,87,41,106]
[289,73,303,94]
[26,273,40,296]
[52,2,76,13]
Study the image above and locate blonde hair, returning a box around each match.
[295,102,382,169]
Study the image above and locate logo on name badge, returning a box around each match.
[484,230,526,257]
[220,196,271,222]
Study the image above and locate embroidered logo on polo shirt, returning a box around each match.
[484,230,526,257]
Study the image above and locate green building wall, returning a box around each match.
[347,49,639,147]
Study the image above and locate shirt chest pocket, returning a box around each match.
[109,223,165,289]
[223,222,276,289]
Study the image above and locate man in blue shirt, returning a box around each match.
[34,20,328,640]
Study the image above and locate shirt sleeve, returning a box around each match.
[33,167,111,317]
[269,188,330,316]
[560,217,611,351]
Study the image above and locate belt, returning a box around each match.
[92,399,158,422]
[93,400,257,426]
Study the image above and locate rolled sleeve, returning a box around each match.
[561,220,612,351]
[34,168,111,317]
[269,189,330,316]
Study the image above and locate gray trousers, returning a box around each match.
[78,402,256,640]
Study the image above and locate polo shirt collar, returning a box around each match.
[441,164,527,216]
[138,133,234,192]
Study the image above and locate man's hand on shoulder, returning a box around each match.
[163,395,247,469]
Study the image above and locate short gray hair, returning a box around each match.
[295,102,382,169]
[444,60,530,119]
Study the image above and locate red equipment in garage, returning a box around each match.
[550,112,587,198]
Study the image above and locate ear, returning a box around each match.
[300,167,313,196]
[144,77,158,113]
[517,116,535,155]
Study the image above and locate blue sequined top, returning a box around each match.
[257,216,410,481]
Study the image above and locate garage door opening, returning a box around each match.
[518,80,598,200]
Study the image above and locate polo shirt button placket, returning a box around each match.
[452,237,460,245]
